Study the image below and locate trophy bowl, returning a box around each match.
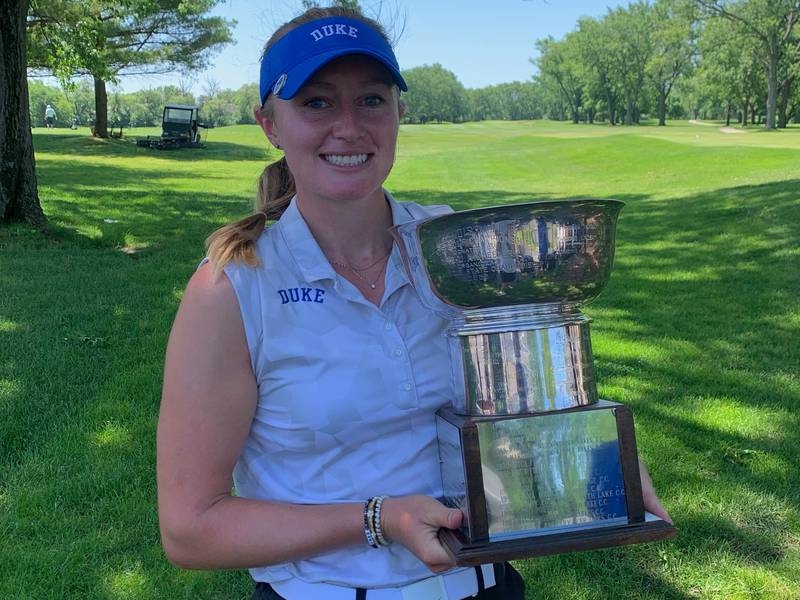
[395,199,623,316]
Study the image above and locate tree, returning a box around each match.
[695,14,765,125]
[1,0,45,226]
[648,0,696,125]
[466,82,541,121]
[696,0,800,129]
[401,64,467,123]
[62,79,95,125]
[27,0,234,138]
[535,34,584,123]
[606,2,654,125]
[775,26,800,126]
[576,16,622,125]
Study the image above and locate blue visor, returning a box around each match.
[259,16,407,104]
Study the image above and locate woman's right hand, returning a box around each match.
[380,495,463,573]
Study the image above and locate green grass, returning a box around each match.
[2,120,799,599]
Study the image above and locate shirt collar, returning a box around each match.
[277,191,415,287]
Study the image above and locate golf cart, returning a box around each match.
[136,104,207,149]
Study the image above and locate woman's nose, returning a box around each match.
[332,106,363,140]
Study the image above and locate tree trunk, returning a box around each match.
[606,91,616,126]
[725,101,731,127]
[777,77,792,128]
[93,76,109,138]
[624,97,635,126]
[0,0,46,227]
[788,101,798,125]
[765,41,778,129]
[658,88,666,126]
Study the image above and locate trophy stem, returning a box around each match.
[450,317,597,416]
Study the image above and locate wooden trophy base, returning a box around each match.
[439,512,676,566]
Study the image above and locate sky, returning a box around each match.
[115,0,630,95]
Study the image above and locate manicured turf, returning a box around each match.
[1,121,798,599]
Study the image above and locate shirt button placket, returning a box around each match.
[382,318,415,404]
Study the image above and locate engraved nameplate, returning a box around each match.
[474,408,627,540]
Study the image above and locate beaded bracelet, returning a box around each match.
[363,497,379,548]
[363,496,392,548]
[373,495,391,547]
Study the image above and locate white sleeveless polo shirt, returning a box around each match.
[224,193,461,588]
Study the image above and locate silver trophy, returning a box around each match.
[392,200,675,565]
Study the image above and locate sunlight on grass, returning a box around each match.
[75,223,103,240]
[0,317,19,332]
[103,562,152,600]
[0,378,22,404]
[120,233,151,255]
[90,420,133,449]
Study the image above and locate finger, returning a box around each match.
[644,494,673,524]
[422,544,456,573]
[427,504,463,530]
[445,508,462,530]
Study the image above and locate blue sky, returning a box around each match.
[117,0,629,94]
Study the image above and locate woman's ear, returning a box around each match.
[254,104,280,148]
[398,96,406,121]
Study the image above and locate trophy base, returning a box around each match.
[439,512,676,566]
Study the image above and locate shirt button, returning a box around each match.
[384,321,393,331]
[402,382,412,391]
[393,348,403,357]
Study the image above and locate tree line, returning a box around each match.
[26,75,541,129]
[27,80,261,130]
[400,0,800,128]
[534,0,800,129]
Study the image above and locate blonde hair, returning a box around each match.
[205,7,393,274]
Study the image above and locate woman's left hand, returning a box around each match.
[639,458,672,524]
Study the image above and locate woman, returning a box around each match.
[157,7,669,600]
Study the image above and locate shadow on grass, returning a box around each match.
[33,131,274,162]
[28,156,260,252]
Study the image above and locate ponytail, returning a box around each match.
[205,155,296,275]
[258,156,295,220]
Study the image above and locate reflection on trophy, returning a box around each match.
[392,200,676,565]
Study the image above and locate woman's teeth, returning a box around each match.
[323,153,368,167]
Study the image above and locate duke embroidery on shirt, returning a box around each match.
[278,287,325,304]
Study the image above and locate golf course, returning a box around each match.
[1,120,798,599]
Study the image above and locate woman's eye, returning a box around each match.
[304,98,329,109]
[363,95,385,107]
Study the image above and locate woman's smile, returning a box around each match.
[321,152,371,167]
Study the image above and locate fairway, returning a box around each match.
[1,121,799,599]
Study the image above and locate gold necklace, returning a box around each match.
[329,250,391,290]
